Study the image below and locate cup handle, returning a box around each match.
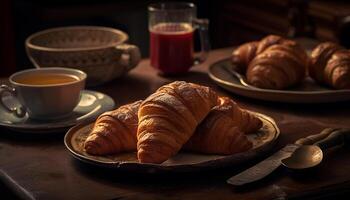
[0,85,26,118]
[193,18,210,65]
[115,44,141,71]
[26,47,41,68]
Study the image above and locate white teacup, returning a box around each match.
[0,67,86,120]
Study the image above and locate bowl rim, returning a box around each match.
[25,26,129,52]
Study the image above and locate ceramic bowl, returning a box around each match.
[25,26,141,86]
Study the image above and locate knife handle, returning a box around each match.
[315,128,350,150]
[295,128,339,145]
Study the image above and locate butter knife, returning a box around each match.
[227,128,340,186]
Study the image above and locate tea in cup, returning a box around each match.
[0,67,86,120]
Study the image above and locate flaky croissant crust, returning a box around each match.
[247,43,307,89]
[309,42,344,83]
[231,35,293,73]
[256,35,296,55]
[231,35,308,89]
[84,100,142,155]
[84,82,265,161]
[185,97,261,154]
[232,41,259,73]
[137,81,218,163]
[324,50,350,89]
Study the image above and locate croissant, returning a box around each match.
[309,42,343,84]
[232,41,259,73]
[84,100,142,155]
[256,35,295,54]
[137,81,218,163]
[84,94,260,157]
[309,42,350,89]
[246,43,308,89]
[231,35,302,75]
[324,50,350,89]
[185,97,261,154]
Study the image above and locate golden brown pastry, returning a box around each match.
[246,43,308,89]
[256,35,295,54]
[84,94,261,157]
[324,50,350,89]
[309,42,350,89]
[84,100,142,155]
[231,35,305,78]
[309,42,344,84]
[232,41,259,73]
[137,81,218,164]
[185,97,261,154]
[231,35,290,73]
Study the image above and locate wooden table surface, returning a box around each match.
[1,48,350,200]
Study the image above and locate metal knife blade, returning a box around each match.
[227,144,300,186]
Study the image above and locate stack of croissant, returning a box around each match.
[84,81,262,164]
[232,35,350,89]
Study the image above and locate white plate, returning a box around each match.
[209,58,350,103]
[64,112,279,173]
[0,90,115,133]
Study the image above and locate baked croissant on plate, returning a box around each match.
[232,41,259,73]
[137,81,218,164]
[324,50,350,89]
[185,97,261,154]
[309,42,350,89]
[309,42,343,83]
[84,82,263,162]
[232,35,295,73]
[84,100,142,155]
[256,35,295,55]
[247,43,308,89]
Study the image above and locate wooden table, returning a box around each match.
[1,48,350,200]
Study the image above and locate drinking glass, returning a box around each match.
[148,2,210,75]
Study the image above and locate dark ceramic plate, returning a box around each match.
[209,58,350,103]
[64,112,279,174]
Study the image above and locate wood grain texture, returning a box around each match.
[1,47,350,200]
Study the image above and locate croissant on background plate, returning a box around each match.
[310,42,350,89]
[84,100,142,155]
[185,97,262,155]
[247,43,308,89]
[232,35,298,73]
[231,41,259,73]
[256,35,299,55]
[232,35,308,89]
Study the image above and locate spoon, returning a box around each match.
[282,128,350,170]
[281,145,323,170]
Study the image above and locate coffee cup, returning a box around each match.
[0,67,86,120]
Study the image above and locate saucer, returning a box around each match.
[0,90,115,133]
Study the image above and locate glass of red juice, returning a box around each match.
[148,3,210,75]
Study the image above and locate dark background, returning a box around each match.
[0,0,350,71]
[2,0,350,76]
[1,0,350,199]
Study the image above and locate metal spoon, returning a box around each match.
[282,128,350,170]
[281,145,323,169]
